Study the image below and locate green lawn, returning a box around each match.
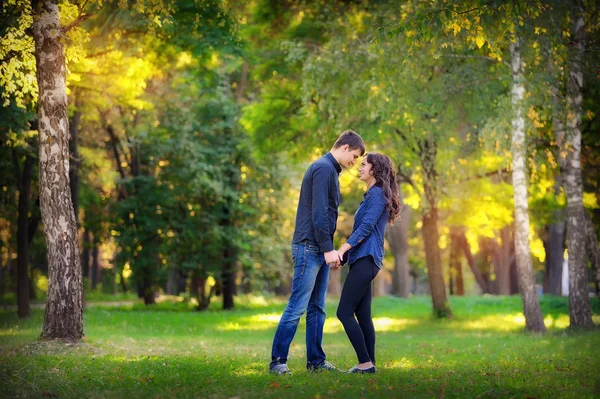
[1,295,599,398]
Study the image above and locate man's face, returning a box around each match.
[339,146,363,169]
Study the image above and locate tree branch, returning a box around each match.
[394,128,420,154]
[62,0,92,33]
[396,168,415,188]
[441,54,511,68]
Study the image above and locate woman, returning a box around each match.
[336,152,401,374]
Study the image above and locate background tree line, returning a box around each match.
[0,0,598,339]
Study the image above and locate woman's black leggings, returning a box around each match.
[336,256,380,364]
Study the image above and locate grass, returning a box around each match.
[0,295,599,398]
[1,290,139,306]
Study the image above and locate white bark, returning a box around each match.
[564,0,593,327]
[33,0,84,340]
[510,36,546,332]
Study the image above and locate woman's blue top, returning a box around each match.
[347,185,389,269]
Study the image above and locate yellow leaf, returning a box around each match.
[583,192,599,209]
[475,35,485,48]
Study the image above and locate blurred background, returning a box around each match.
[1,0,598,315]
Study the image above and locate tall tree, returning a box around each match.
[509,34,546,332]
[386,183,411,298]
[32,0,83,340]
[14,145,35,318]
[563,0,593,328]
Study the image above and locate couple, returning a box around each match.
[269,130,401,375]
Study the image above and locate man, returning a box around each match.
[269,130,366,375]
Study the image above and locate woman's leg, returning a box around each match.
[336,257,377,364]
[355,262,379,364]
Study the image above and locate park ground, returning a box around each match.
[1,295,599,398]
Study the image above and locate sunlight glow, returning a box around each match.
[217,313,419,333]
[382,357,415,370]
[217,313,281,331]
[252,314,282,323]
[324,317,418,333]
[462,313,576,331]
[464,313,527,331]
[373,317,419,332]
[543,314,570,329]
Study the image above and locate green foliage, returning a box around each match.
[0,1,36,108]
[2,0,600,310]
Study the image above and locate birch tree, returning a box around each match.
[509,34,546,332]
[32,0,83,340]
[562,0,593,328]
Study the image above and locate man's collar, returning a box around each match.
[325,152,342,174]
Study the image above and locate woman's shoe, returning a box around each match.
[349,365,377,374]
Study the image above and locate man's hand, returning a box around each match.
[324,250,340,268]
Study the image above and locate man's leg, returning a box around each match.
[270,243,322,369]
[306,248,329,368]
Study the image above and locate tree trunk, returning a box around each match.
[422,209,451,317]
[448,227,464,296]
[142,270,156,305]
[221,246,235,310]
[69,96,81,226]
[584,213,600,293]
[543,210,565,295]
[117,271,127,293]
[90,241,99,290]
[33,1,84,341]
[220,150,241,310]
[81,228,91,288]
[544,42,567,297]
[456,231,488,293]
[328,269,342,296]
[166,268,179,295]
[374,271,387,297]
[493,228,512,295]
[562,0,594,328]
[509,36,546,332]
[16,150,34,318]
[386,184,411,298]
[448,231,457,296]
[478,237,497,294]
[420,139,451,318]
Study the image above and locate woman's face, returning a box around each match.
[358,158,374,183]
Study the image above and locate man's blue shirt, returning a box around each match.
[292,152,341,252]
[347,185,389,269]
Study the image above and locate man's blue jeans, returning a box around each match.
[270,242,330,369]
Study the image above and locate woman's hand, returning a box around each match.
[335,242,352,268]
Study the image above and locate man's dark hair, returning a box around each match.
[333,130,366,155]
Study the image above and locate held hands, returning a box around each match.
[331,242,352,271]
[326,243,352,271]
[324,250,341,270]
[331,250,345,271]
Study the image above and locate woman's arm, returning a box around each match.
[338,188,386,258]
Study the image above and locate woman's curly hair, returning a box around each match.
[366,152,401,223]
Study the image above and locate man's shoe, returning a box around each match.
[270,363,292,375]
[308,360,338,372]
[349,365,377,374]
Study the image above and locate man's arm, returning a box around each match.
[311,165,334,252]
[311,166,339,265]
